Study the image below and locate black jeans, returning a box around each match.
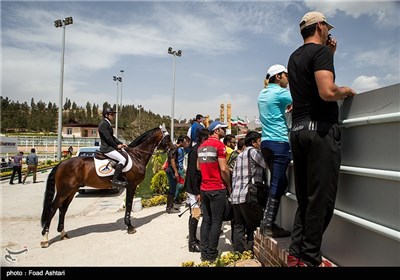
[289,124,341,267]
[200,189,226,261]
[10,166,22,183]
[232,202,263,253]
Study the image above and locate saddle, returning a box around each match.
[93,150,132,178]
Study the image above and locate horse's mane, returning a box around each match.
[128,127,159,148]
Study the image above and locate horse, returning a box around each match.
[40,125,174,248]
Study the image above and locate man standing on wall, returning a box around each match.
[287,11,356,267]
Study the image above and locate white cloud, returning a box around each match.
[304,0,400,27]
[1,1,399,122]
[351,75,380,93]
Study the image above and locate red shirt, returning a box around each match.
[198,135,227,191]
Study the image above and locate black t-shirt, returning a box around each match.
[288,43,338,124]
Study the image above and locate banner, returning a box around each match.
[0,136,18,154]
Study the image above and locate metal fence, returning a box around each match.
[1,136,100,163]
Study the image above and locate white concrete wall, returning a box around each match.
[279,83,400,266]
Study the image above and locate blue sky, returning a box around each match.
[2,0,399,123]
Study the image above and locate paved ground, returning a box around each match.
[1,170,233,267]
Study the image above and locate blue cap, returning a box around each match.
[208,121,228,132]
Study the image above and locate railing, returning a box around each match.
[285,192,400,242]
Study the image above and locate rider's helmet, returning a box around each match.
[102,107,117,118]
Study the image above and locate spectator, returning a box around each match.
[186,118,195,141]
[1,158,7,168]
[226,137,245,244]
[287,11,356,267]
[165,136,186,213]
[197,121,231,262]
[227,138,246,178]
[190,114,205,146]
[23,148,38,184]
[230,131,265,253]
[184,128,209,252]
[175,136,191,203]
[223,134,236,162]
[258,64,292,238]
[68,146,74,157]
[9,151,24,185]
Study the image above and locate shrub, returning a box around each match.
[182,251,254,267]
[150,170,169,195]
[142,194,167,207]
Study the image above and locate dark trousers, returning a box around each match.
[165,167,177,196]
[232,203,263,253]
[261,140,291,199]
[200,189,226,261]
[10,166,22,183]
[289,124,341,267]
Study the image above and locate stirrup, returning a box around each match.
[110,180,128,188]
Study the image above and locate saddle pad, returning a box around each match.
[93,154,133,177]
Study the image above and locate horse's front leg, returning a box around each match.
[124,186,137,234]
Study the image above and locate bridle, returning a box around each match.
[156,124,172,154]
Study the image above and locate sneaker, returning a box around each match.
[319,259,333,267]
[287,255,299,267]
[9,182,14,185]
[287,255,308,267]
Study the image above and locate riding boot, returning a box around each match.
[111,164,127,188]
[166,194,179,214]
[188,216,201,252]
[260,196,291,238]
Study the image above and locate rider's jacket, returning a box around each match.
[98,118,123,153]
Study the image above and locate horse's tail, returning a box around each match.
[41,163,60,228]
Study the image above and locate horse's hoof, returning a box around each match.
[40,241,49,248]
[61,233,69,240]
[128,227,136,234]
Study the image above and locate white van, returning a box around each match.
[75,146,99,157]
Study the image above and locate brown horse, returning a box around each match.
[40,125,174,248]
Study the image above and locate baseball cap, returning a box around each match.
[208,121,228,132]
[266,64,288,79]
[299,11,334,31]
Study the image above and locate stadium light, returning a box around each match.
[54,16,73,161]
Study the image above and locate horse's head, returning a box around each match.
[157,124,174,153]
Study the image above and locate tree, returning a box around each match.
[86,102,92,118]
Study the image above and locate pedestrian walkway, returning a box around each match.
[1,171,233,267]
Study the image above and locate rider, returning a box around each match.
[98,107,127,188]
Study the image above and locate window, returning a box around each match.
[67,128,72,135]
[91,129,97,136]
